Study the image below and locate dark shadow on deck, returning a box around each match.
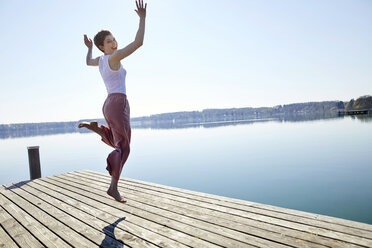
[3,180,31,190]
[100,217,127,248]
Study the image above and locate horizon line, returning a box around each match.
[1,97,364,126]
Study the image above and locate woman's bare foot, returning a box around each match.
[78,121,102,135]
[107,189,127,203]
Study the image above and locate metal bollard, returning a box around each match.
[27,146,41,180]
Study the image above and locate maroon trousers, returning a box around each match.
[99,93,131,180]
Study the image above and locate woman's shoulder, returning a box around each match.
[100,54,122,72]
[99,54,110,64]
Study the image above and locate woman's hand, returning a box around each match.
[84,34,93,48]
[135,0,147,19]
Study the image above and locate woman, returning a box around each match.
[78,0,147,203]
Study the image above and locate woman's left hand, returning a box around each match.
[135,0,147,19]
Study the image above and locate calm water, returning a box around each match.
[1,116,372,224]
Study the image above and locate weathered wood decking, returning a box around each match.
[1,170,372,248]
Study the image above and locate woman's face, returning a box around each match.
[100,34,118,54]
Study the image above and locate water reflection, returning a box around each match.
[354,114,372,123]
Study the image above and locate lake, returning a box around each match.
[1,115,371,224]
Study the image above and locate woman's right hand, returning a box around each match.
[84,34,93,48]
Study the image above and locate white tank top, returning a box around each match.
[99,55,127,95]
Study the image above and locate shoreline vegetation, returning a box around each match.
[1,95,371,139]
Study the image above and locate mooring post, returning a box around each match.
[27,146,41,180]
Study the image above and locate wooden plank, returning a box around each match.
[39,176,259,248]
[83,170,372,232]
[17,182,158,248]
[0,200,44,248]
[2,169,372,248]
[18,180,182,248]
[0,188,70,248]
[60,172,341,248]
[82,170,372,235]
[64,172,366,248]
[32,177,222,248]
[64,171,366,247]
[56,173,303,248]
[47,174,293,248]
[6,182,127,248]
[1,184,98,248]
[0,223,18,248]
[76,170,372,247]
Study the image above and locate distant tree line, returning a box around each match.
[130,101,344,128]
[345,95,372,110]
[1,95,371,138]
[0,121,78,139]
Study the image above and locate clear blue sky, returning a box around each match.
[0,0,371,124]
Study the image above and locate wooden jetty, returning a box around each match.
[338,109,370,115]
[1,170,372,248]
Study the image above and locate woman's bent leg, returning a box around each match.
[106,125,131,180]
[102,94,131,202]
[99,124,115,148]
[78,120,116,149]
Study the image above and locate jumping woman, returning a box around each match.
[78,0,147,203]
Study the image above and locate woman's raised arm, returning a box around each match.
[109,0,147,63]
[84,34,99,66]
